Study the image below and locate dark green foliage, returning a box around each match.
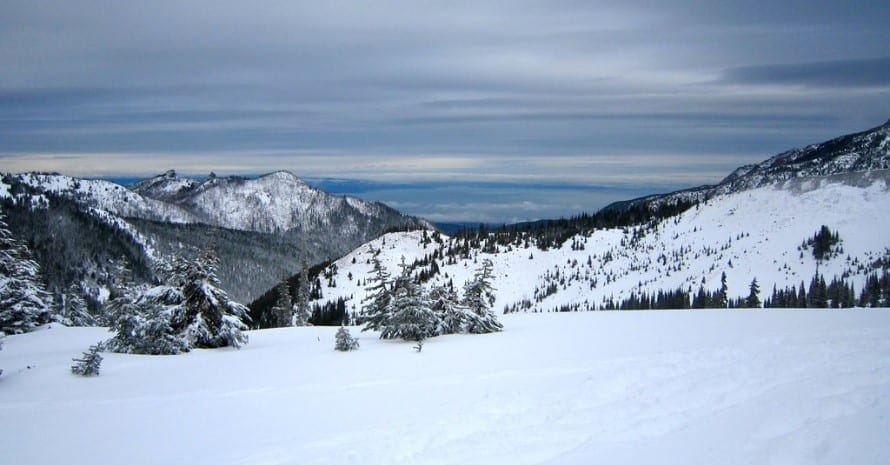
[463,259,503,334]
[105,290,191,355]
[127,218,315,304]
[609,286,691,310]
[428,284,466,334]
[271,279,293,328]
[60,283,95,327]
[334,326,359,351]
[803,225,841,261]
[807,273,828,308]
[452,199,697,251]
[71,344,103,376]
[764,271,861,309]
[1,192,152,299]
[379,259,438,341]
[293,266,312,326]
[247,261,329,329]
[1,213,53,334]
[359,254,393,333]
[859,270,890,307]
[174,247,250,349]
[310,297,349,326]
[746,278,761,308]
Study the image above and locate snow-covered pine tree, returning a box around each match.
[293,265,311,326]
[463,258,503,334]
[428,284,466,335]
[380,258,437,341]
[0,213,53,334]
[173,245,250,349]
[360,253,392,332]
[104,258,144,349]
[132,294,190,355]
[61,283,94,327]
[106,257,188,355]
[271,279,293,328]
[334,326,360,351]
[71,344,103,376]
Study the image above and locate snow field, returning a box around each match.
[2,309,889,465]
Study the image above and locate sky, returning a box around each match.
[1,1,888,222]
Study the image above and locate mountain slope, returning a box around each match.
[0,170,430,303]
[608,119,890,211]
[297,119,890,319]
[131,170,429,235]
[302,169,889,319]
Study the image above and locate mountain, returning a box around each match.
[131,170,428,235]
[607,119,890,211]
[0,170,430,305]
[268,121,890,323]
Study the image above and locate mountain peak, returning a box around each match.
[603,119,890,213]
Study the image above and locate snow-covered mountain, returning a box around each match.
[305,171,889,318]
[609,119,890,211]
[131,170,429,235]
[0,170,429,303]
[297,122,890,318]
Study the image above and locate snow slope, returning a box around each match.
[2,310,889,465]
[310,170,890,314]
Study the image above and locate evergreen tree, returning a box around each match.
[463,259,503,334]
[807,272,828,308]
[334,326,360,351]
[361,253,392,332]
[428,284,467,335]
[0,214,53,334]
[61,283,94,327]
[293,265,311,326]
[718,272,729,308]
[812,225,840,261]
[746,278,761,308]
[797,282,808,308]
[172,244,249,349]
[71,344,103,376]
[104,258,143,346]
[380,258,438,341]
[105,284,189,355]
[271,279,293,328]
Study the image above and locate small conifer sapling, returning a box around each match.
[71,344,103,376]
[334,326,360,351]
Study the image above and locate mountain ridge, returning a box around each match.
[0,169,430,303]
[246,120,890,325]
[605,119,890,212]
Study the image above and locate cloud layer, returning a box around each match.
[1,1,888,207]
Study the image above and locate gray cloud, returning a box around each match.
[1,0,888,222]
[723,56,890,88]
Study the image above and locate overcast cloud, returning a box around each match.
[1,0,888,220]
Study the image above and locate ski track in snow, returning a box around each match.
[1,310,889,465]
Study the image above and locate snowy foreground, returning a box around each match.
[2,310,890,465]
